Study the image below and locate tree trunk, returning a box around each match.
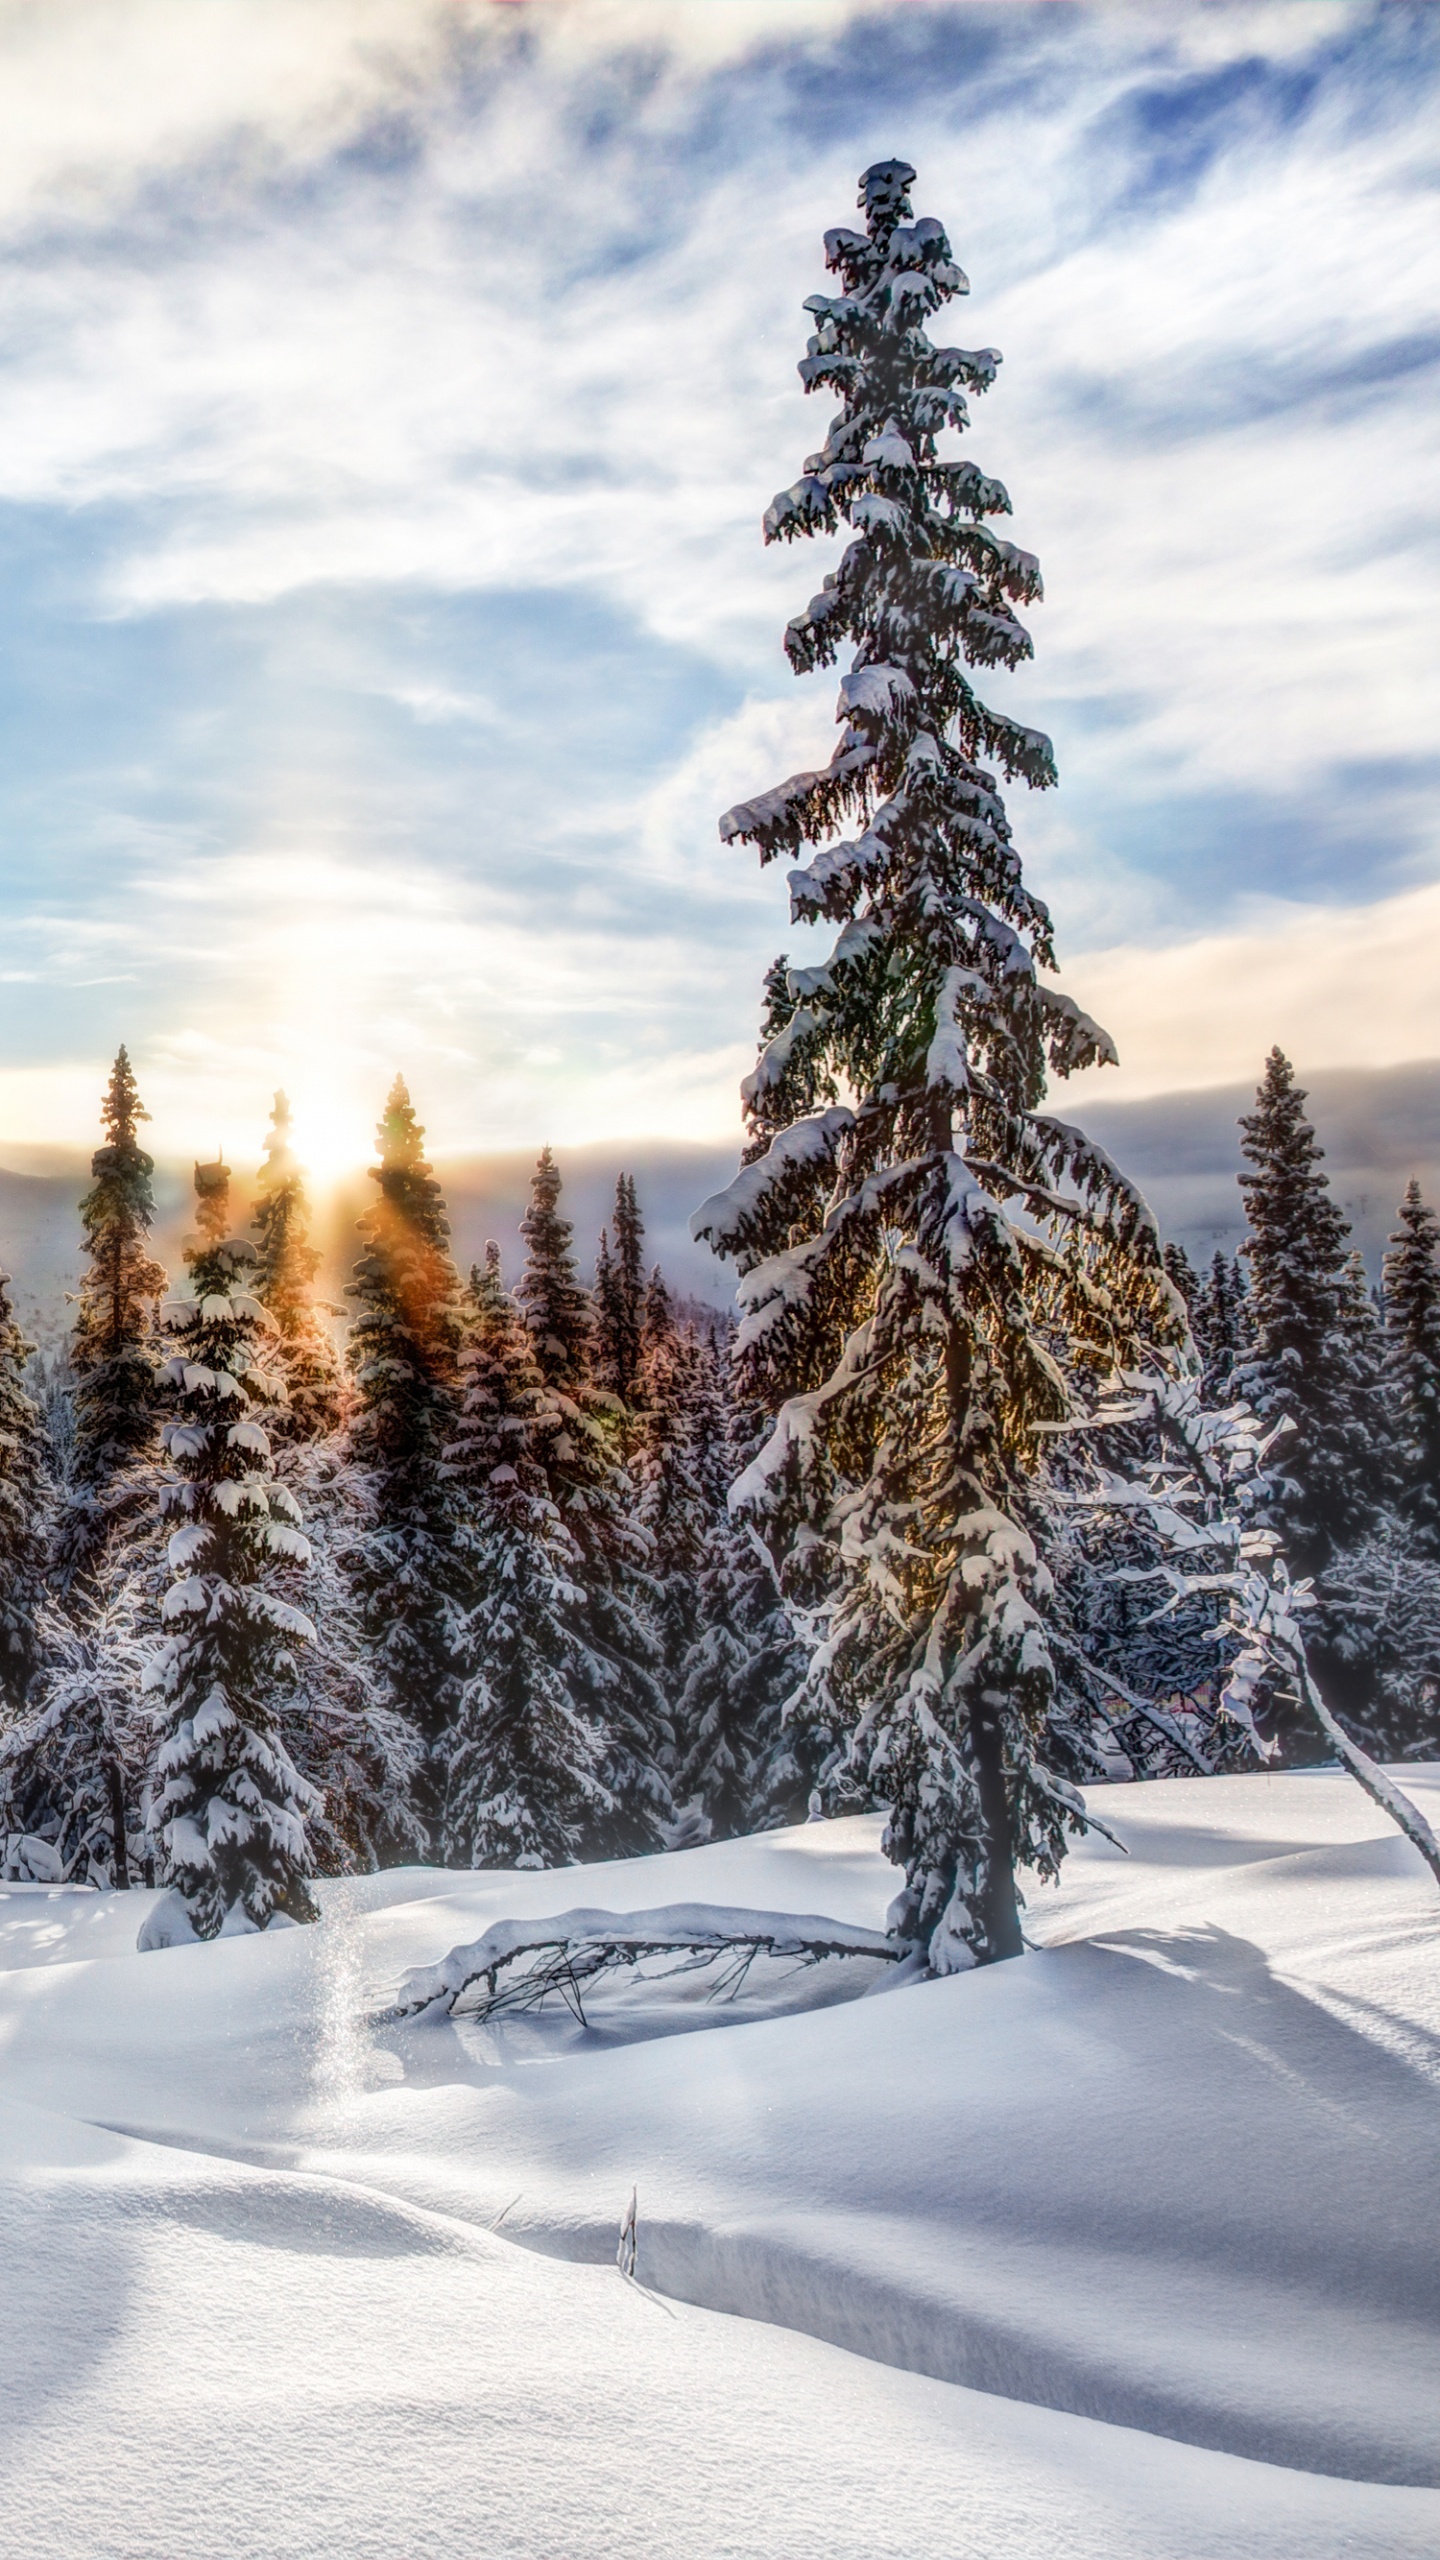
[1302,1664,1440,1892]
[942,1248,1023,1966]
[103,1757,130,1891]
[971,1704,1023,1961]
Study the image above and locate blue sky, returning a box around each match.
[0,0,1434,1174]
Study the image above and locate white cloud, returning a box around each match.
[1058,877,1440,1105]
[0,0,1427,770]
[0,0,457,223]
[0,0,1433,1160]
[3,832,763,1170]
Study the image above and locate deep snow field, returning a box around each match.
[2,1768,1438,2560]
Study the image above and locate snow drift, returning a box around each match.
[1,1770,1438,2559]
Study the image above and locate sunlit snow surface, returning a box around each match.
[2,1771,1438,2560]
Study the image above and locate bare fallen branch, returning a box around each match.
[376,1903,902,2026]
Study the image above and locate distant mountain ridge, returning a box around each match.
[6,1058,1440,1340]
[1080,1057,1440,1272]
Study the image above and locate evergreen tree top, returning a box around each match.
[644,1263,674,1340]
[715,152,1137,1167]
[81,1048,158,1229]
[0,1266,31,1360]
[1239,1049,1350,1295]
[594,1176,645,1409]
[468,1240,506,1319]
[1382,1179,1440,1366]
[185,1159,253,1300]
[253,1093,322,1291]
[614,1175,644,1291]
[1233,1047,1385,1567]
[1385,1180,1440,1294]
[249,1094,338,1439]
[257,1090,299,1192]
[192,1157,229,1240]
[1382,1179,1440,1548]
[1162,1240,1199,1307]
[363,1076,453,1254]
[99,1045,149,1152]
[518,1147,593,1393]
[700,155,1173,1383]
[69,1049,167,1487]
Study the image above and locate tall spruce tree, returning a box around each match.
[1234,1050,1383,1572]
[593,1176,645,1415]
[1162,1240,1199,1309]
[252,1091,342,1441]
[264,1435,426,1875]
[1382,1180,1440,1554]
[672,1340,814,1838]
[612,1176,646,1403]
[0,1272,50,1712]
[1339,1246,1392,1486]
[343,1079,465,1790]
[144,1159,319,1940]
[1,1585,154,1889]
[694,160,1180,1969]
[1193,1249,1248,1404]
[443,1243,610,1867]
[518,1148,671,1853]
[635,1270,708,1705]
[64,1049,167,1572]
[593,1226,622,1397]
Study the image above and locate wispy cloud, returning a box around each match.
[1061,876,1440,1108]
[0,0,1433,1163]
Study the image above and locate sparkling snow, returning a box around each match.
[1,1770,1438,2558]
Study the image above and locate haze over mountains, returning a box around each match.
[5,1058,1440,1341]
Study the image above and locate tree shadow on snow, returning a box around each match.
[0,2184,138,2466]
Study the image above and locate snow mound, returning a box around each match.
[1,1771,1438,2558]
[383,1900,899,2020]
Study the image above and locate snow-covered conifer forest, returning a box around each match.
[3,155,1438,2560]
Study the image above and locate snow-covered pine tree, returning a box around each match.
[1072,1371,1440,1890]
[62,1048,167,1577]
[251,1091,342,1441]
[1317,1529,1440,1759]
[519,1148,591,1392]
[592,1176,646,1417]
[442,1241,610,1867]
[1382,1180,1440,1555]
[693,158,1182,1970]
[343,1079,466,1790]
[1192,1248,1248,1404]
[1044,1388,1263,1783]
[673,1338,815,1838]
[144,1158,319,1940]
[1306,1244,1404,1740]
[593,1225,622,1393]
[614,1175,645,1403]
[518,1148,671,1853]
[1234,1050,1384,1574]
[1162,1240,1199,1309]
[1,1585,153,1888]
[1339,1246,1393,1487]
[0,1270,50,1713]
[635,1269,708,1702]
[272,1438,427,1873]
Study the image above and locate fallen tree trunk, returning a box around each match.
[377,1903,902,2027]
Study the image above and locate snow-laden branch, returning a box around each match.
[1224,1559,1440,1891]
[378,1903,901,2026]
[1080,1372,1440,1894]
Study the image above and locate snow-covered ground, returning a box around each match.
[2,1769,1438,2559]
